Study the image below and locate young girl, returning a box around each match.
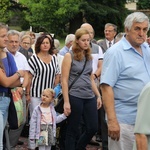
[29,88,68,150]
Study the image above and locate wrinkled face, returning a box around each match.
[0,28,8,49]
[125,21,148,48]
[21,37,31,50]
[77,34,90,50]
[41,90,53,105]
[7,34,20,54]
[104,25,116,41]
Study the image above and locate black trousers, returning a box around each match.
[98,105,108,150]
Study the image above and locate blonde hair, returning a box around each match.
[43,88,55,98]
[21,35,32,44]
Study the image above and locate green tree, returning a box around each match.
[19,0,61,33]
[0,0,11,23]
[19,0,128,37]
[83,0,128,37]
[137,0,150,9]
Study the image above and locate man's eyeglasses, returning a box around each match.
[104,30,115,33]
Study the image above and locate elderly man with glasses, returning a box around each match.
[98,23,117,53]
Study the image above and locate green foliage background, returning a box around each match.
[0,0,149,38]
[0,0,11,23]
[137,0,150,9]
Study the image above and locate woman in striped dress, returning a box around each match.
[27,34,60,116]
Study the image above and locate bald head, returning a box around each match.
[80,23,94,40]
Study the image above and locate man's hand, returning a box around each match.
[108,118,120,141]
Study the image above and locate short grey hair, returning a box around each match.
[54,39,60,50]
[124,12,149,30]
[0,22,8,30]
[65,34,75,45]
[105,23,117,32]
[7,30,20,37]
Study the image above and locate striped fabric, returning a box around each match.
[28,54,60,97]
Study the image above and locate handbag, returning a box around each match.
[8,88,24,129]
[54,58,87,113]
[7,52,24,129]
[38,124,48,146]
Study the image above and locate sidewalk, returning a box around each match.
[14,136,102,150]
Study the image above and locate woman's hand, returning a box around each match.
[16,87,23,96]
[64,101,71,116]
[97,96,102,109]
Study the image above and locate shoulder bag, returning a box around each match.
[55,57,87,114]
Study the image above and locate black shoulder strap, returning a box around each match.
[69,51,87,90]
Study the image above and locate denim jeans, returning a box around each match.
[65,95,98,150]
[0,96,10,150]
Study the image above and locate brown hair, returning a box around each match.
[72,28,92,61]
[35,35,53,54]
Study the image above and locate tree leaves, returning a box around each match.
[0,0,11,23]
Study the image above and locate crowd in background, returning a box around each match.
[0,11,150,150]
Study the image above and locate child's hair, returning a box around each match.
[43,88,55,98]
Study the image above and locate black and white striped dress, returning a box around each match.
[28,54,60,97]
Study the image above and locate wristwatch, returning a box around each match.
[22,86,26,91]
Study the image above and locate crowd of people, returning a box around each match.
[0,11,150,150]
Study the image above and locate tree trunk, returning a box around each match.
[69,12,83,34]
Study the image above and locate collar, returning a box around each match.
[106,39,114,45]
[122,36,147,51]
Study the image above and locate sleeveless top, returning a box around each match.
[69,50,95,99]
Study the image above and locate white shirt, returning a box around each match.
[7,50,30,84]
[13,51,30,71]
[56,54,64,73]
[106,39,115,48]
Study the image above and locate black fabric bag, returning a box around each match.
[54,92,64,114]
[21,104,30,137]
[8,92,19,129]
[21,122,29,137]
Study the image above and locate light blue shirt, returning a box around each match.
[100,36,150,125]
[59,46,69,56]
